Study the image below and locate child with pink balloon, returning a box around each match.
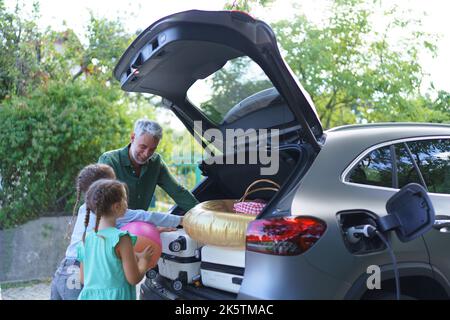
[51,163,183,300]
[77,179,153,300]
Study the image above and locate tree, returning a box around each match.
[200,57,272,123]
[0,79,133,228]
[71,13,134,83]
[0,0,43,100]
[272,0,448,128]
[224,0,274,12]
[0,3,163,228]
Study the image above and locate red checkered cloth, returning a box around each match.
[233,199,267,215]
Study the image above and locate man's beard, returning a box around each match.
[131,149,150,165]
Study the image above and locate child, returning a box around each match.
[50,163,182,300]
[77,179,151,300]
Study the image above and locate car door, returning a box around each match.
[307,134,449,288]
[405,138,450,286]
[347,138,450,278]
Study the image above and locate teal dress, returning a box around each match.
[76,227,137,300]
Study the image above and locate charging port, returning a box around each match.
[337,210,385,254]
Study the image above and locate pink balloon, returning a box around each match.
[120,221,162,248]
[120,222,162,269]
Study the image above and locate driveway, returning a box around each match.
[1,278,144,300]
[1,279,51,300]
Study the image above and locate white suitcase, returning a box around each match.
[157,229,202,286]
[200,245,245,294]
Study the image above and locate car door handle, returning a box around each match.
[433,215,450,233]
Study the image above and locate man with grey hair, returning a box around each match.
[98,119,198,212]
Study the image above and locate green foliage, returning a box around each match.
[0,3,159,228]
[202,57,272,123]
[0,79,132,228]
[0,0,43,99]
[224,0,274,12]
[272,0,448,128]
[72,13,134,83]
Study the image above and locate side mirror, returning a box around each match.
[377,183,435,242]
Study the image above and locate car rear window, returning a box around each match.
[186,56,274,124]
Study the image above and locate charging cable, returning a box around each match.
[374,230,400,300]
[346,224,400,300]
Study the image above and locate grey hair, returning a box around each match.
[133,119,163,140]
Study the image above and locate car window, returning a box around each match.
[186,56,274,124]
[348,146,392,187]
[394,143,424,189]
[406,139,450,194]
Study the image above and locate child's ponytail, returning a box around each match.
[82,207,91,244]
[83,178,126,242]
[94,212,102,235]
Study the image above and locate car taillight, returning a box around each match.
[246,216,327,256]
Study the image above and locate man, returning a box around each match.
[98,119,198,212]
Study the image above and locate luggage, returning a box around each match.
[200,245,246,294]
[157,229,202,286]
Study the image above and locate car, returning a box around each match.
[114,10,450,300]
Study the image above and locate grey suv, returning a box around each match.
[114,10,450,300]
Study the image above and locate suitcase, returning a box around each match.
[157,229,202,288]
[200,245,245,294]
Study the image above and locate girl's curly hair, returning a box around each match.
[64,164,116,240]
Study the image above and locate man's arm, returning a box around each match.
[157,159,199,212]
[116,209,182,229]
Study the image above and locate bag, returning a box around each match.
[200,245,245,294]
[233,179,280,215]
[157,229,202,284]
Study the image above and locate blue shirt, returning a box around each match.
[65,203,181,259]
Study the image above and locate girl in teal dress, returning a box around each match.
[76,179,153,300]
